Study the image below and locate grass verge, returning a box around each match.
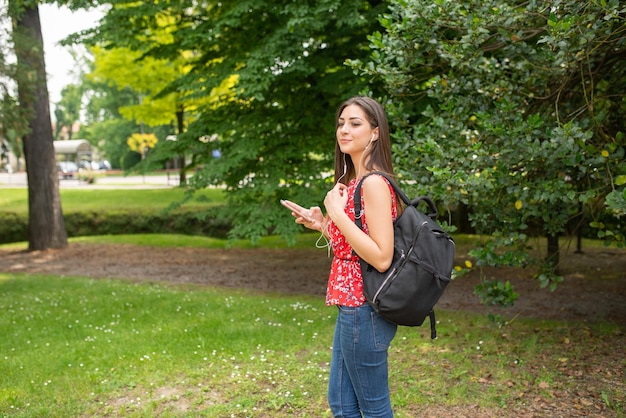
[0,232,322,251]
[0,188,225,215]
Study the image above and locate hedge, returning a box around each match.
[0,208,231,244]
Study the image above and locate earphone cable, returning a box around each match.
[315,221,331,257]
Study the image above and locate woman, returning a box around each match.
[287,96,399,417]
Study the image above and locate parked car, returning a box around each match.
[98,160,112,171]
[57,161,79,179]
[79,160,112,171]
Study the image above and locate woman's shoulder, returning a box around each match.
[362,172,393,187]
[361,172,394,196]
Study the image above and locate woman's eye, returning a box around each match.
[336,121,362,128]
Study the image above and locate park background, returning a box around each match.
[1,0,625,416]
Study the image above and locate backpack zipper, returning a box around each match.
[371,220,427,303]
[372,247,410,302]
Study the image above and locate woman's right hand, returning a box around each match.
[324,183,349,221]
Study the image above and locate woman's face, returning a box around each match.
[336,104,377,156]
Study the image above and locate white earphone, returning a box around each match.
[336,153,348,183]
[365,133,375,150]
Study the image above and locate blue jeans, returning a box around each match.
[328,304,398,418]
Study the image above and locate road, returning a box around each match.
[0,171,179,189]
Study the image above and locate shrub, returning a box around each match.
[0,208,231,244]
[0,212,29,244]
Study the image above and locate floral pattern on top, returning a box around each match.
[325,175,398,307]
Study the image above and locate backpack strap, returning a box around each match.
[354,172,438,229]
[429,311,437,339]
[353,172,410,232]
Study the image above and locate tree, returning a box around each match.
[73,51,144,170]
[10,0,67,250]
[352,0,625,302]
[54,83,82,140]
[0,2,25,171]
[78,0,387,241]
[88,46,179,127]
[86,43,227,183]
[126,132,157,159]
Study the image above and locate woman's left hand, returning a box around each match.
[324,183,349,220]
[294,206,325,232]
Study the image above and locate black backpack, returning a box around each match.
[354,172,455,339]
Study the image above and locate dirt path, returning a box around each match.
[1,242,624,325]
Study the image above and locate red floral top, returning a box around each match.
[325,175,398,307]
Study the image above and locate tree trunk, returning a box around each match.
[12,3,68,251]
[176,104,186,185]
[575,201,584,253]
[546,234,560,275]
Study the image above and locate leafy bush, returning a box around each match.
[0,212,28,244]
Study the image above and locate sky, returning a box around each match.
[39,4,103,107]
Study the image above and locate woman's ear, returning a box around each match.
[372,128,379,142]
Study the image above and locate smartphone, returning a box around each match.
[280,199,314,222]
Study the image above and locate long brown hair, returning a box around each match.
[333,96,395,186]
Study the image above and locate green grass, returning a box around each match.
[0,188,225,215]
[73,232,322,249]
[0,274,335,417]
[1,272,624,417]
[0,232,322,251]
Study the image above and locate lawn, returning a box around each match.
[1,267,624,417]
[0,188,225,215]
